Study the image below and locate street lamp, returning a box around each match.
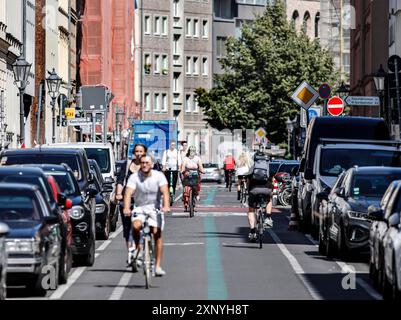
[46,68,62,144]
[285,117,294,157]
[12,55,32,146]
[336,81,350,98]
[291,117,299,160]
[373,64,387,121]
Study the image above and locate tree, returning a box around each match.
[196,0,337,144]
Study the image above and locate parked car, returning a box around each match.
[0,222,9,300]
[270,160,285,206]
[89,159,113,240]
[1,183,62,295]
[297,116,390,235]
[202,163,224,183]
[0,166,73,283]
[24,164,97,267]
[322,167,401,260]
[275,160,300,178]
[368,180,401,294]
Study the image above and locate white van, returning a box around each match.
[42,143,116,182]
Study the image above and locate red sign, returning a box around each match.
[327,96,344,116]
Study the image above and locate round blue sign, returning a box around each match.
[308,109,318,118]
[319,83,331,100]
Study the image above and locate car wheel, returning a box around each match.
[337,222,349,261]
[97,217,110,241]
[391,255,401,301]
[0,273,6,300]
[318,222,327,256]
[59,248,69,285]
[84,239,96,267]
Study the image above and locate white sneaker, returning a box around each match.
[264,217,273,228]
[196,195,200,202]
[127,248,135,266]
[155,266,166,277]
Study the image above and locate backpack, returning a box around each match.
[250,154,270,183]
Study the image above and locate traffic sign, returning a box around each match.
[309,106,321,118]
[345,96,380,106]
[291,81,319,110]
[327,96,344,116]
[65,108,76,120]
[388,55,401,73]
[319,83,331,100]
[68,119,92,126]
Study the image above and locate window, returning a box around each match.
[193,97,199,113]
[216,37,227,58]
[214,0,233,19]
[154,16,160,35]
[292,10,299,29]
[193,57,199,75]
[144,16,151,34]
[303,11,311,33]
[144,53,151,74]
[144,93,151,112]
[173,74,179,92]
[162,94,168,112]
[202,20,208,38]
[154,54,160,73]
[202,57,208,76]
[173,36,179,54]
[193,19,199,37]
[154,93,160,112]
[162,55,168,74]
[162,17,168,36]
[186,56,192,75]
[185,94,191,112]
[186,18,192,37]
[315,12,320,38]
[173,0,179,17]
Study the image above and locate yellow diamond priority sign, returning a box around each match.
[291,81,319,110]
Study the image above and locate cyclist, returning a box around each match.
[236,152,251,201]
[181,146,205,203]
[223,152,236,188]
[246,150,273,241]
[115,143,147,265]
[123,155,170,277]
[162,140,182,197]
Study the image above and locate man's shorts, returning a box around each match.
[248,187,272,208]
[132,208,165,231]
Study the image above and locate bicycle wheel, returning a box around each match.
[280,188,292,207]
[189,188,195,218]
[144,236,151,289]
[228,174,232,192]
[258,209,264,249]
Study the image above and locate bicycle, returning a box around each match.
[168,170,175,206]
[227,169,235,192]
[239,176,248,205]
[249,189,270,249]
[131,210,156,289]
[278,185,292,207]
[183,170,200,218]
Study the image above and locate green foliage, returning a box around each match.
[196,0,337,143]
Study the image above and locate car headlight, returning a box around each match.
[6,238,40,254]
[347,210,368,220]
[70,206,85,220]
[95,204,106,214]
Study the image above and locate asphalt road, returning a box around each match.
[7,182,383,300]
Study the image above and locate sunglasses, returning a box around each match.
[140,162,151,165]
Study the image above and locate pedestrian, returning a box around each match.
[162,140,182,197]
[236,152,250,200]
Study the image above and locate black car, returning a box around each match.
[322,166,401,260]
[24,164,97,267]
[0,166,72,282]
[0,183,62,295]
[89,159,113,240]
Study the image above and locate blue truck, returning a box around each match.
[127,120,178,162]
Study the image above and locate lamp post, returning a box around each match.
[285,117,294,158]
[336,81,350,98]
[46,68,62,144]
[291,117,299,160]
[373,64,387,123]
[12,55,32,147]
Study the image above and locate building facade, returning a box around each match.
[349,0,388,118]
[140,0,213,161]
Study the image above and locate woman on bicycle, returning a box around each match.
[180,146,205,206]
[115,143,147,265]
[236,152,251,201]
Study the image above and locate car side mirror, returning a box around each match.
[316,187,331,201]
[389,213,400,228]
[367,205,384,221]
[44,216,60,225]
[87,188,98,197]
[105,177,115,184]
[335,187,346,198]
[0,223,9,237]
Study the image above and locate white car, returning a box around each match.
[382,210,401,300]
[42,143,116,183]
[0,223,9,300]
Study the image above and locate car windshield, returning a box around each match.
[320,149,401,177]
[45,171,78,196]
[277,164,299,174]
[351,173,401,199]
[204,164,218,169]
[2,154,82,181]
[84,148,110,174]
[0,175,51,202]
[0,192,41,221]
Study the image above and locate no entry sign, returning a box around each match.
[327,96,344,116]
